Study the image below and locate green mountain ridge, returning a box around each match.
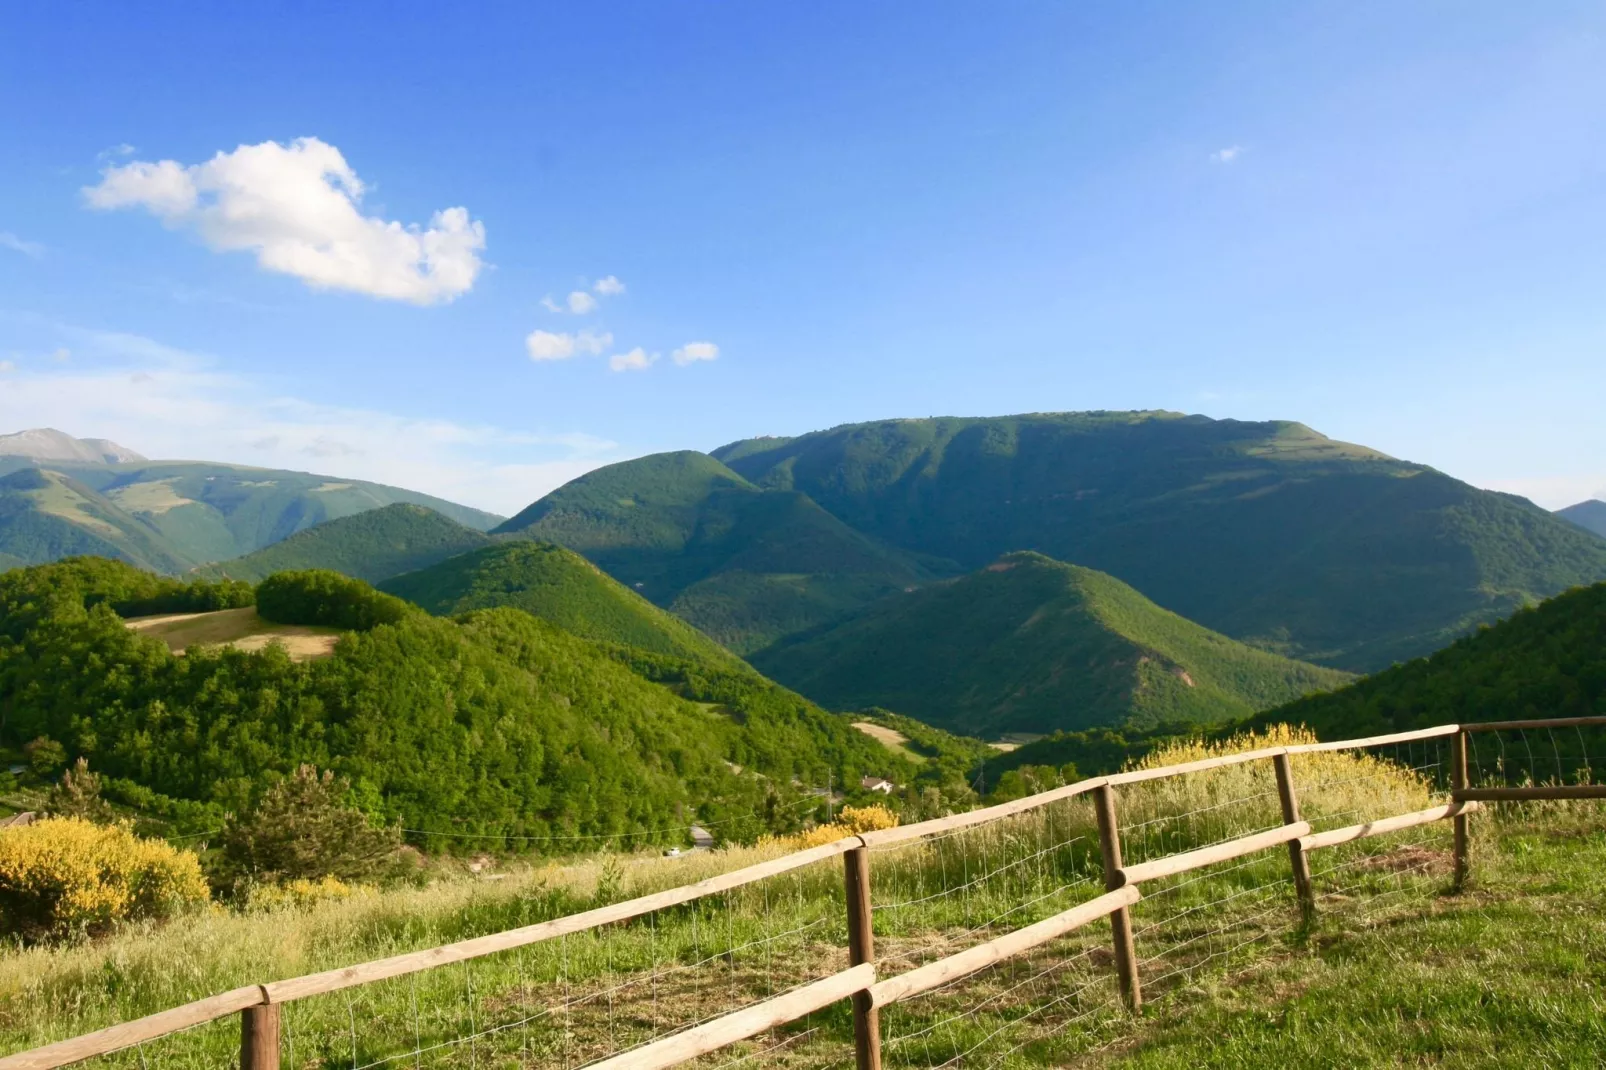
[0,455,502,574]
[1557,499,1606,539]
[199,503,495,584]
[495,450,948,652]
[380,540,739,664]
[751,550,1352,737]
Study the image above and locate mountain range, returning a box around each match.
[1557,499,1606,539]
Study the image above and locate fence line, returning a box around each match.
[4,715,1603,1070]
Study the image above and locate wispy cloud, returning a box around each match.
[83,137,485,304]
[671,341,719,366]
[525,328,613,361]
[567,290,598,314]
[608,347,657,372]
[0,232,44,258]
[539,275,625,314]
[1210,145,1244,163]
[593,275,625,296]
[97,143,137,162]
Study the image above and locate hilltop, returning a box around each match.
[495,451,945,652]
[380,540,739,664]
[0,428,146,465]
[199,503,494,584]
[1557,499,1606,539]
[752,551,1350,737]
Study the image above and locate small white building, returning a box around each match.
[860,776,895,795]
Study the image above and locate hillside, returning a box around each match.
[751,551,1351,737]
[1557,499,1606,538]
[1256,579,1606,739]
[495,451,947,652]
[708,412,1606,670]
[0,452,502,574]
[380,540,738,663]
[0,559,902,844]
[0,428,146,464]
[199,503,494,584]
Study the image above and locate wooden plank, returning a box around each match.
[0,986,265,1070]
[1273,753,1313,915]
[858,778,1108,849]
[1453,786,1606,801]
[868,886,1141,1009]
[583,964,875,1070]
[263,838,863,1003]
[1117,822,1311,886]
[1094,784,1142,1011]
[842,847,881,1070]
[1285,725,1460,754]
[1452,731,1470,886]
[1104,747,1285,787]
[1299,801,1483,852]
[1463,716,1606,732]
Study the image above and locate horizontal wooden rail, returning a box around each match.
[1298,801,1482,852]
[0,987,265,1070]
[265,837,863,1003]
[859,777,1108,848]
[1284,725,1461,753]
[1453,786,1606,802]
[582,964,874,1070]
[1104,747,1286,787]
[1463,716,1606,732]
[1116,822,1310,886]
[868,886,1140,1009]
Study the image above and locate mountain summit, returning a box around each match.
[0,428,146,464]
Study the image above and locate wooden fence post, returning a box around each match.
[1452,730,1470,888]
[1272,752,1315,918]
[1092,783,1142,1012]
[240,1004,279,1070]
[843,844,882,1070]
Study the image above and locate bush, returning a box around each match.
[255,571,411,632]
[44,758,116,824]
[794,803,901,848]
[217,765,402,892]
[243,875,367,913]
[23,736,66,778]
[0,817,209,942]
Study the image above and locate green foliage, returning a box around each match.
[200,503,494,584]
[1557,499,1606,539]
[754,551,1349,737]
[381,540,737,663]
[1258,580,1606,739]
[217,764,403,890]
[24,737,67,777]
[255,569,413,630]
[43,758,116,823]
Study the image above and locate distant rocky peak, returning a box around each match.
[0,428,147,464]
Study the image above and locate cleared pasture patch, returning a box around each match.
[852,721,927,763]
[124,606,340,661]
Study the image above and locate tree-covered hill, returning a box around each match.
[199,504,494,584]
[0,558,903,847]
[495,451,948,652]
[710,412,1606,670]
[752,551,1351,737]
[1557,499,1606,539]
[1254,580,1606,739]
[380,540,738,663]
[0,456,501,574]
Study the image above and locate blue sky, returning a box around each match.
[3,1,1604,514]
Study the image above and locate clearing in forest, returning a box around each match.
[851,720,927,763]
[123,606,340,661]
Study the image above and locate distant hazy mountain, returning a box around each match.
[0,428,146,464]
[752,551,1351,736]
[199,503,495,584]
[1557,500,1606,539]
[0,445,503,573]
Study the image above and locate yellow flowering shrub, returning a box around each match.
[0,817,209,942]
[794,804,901,849]
[244,875,368,912]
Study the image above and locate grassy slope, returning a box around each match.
[496,451,945,653]
[0,457,502,573]
[1557,498,1606,538]
[1255,579,1606,739]
[380,540,739,663]
[198,503,494,584]
[714,412,1606,670]
[124,606,340,661]
[0,468,190,572]
[753,551,1350,737]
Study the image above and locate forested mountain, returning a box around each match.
[0,450,501,574]
[381,540,739,663]
[710,412,1606,670]
[1558,500,1606,539]
[200,504,494,584]
[0,559,902,846]
[752,551,1349,737]
[495,451,947,652]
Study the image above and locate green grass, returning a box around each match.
[753,551,1351,737]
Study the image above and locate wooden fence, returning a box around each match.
[3,716,1602,1070]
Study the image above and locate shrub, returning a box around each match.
[243,875,366,913]
[255,571,411,631]
[794,804,901,848]
[0,817,209,942]
[43,759,116,824]
[217,765,402,892]
[23,737,66,778]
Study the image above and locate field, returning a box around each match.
[851,721,927,763]
[123,606,340,660]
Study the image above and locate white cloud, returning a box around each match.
[567,290,598,314]
[97,143,137,161]
[83,137,485,305]
[540,294,563,313]
[1210,146,1244,163]
[0,325,622,514]
[671,341,719,366]
[0,232,44,258]
[608,347,657,372]
[593,275,625,296]
[525,327,612,361]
